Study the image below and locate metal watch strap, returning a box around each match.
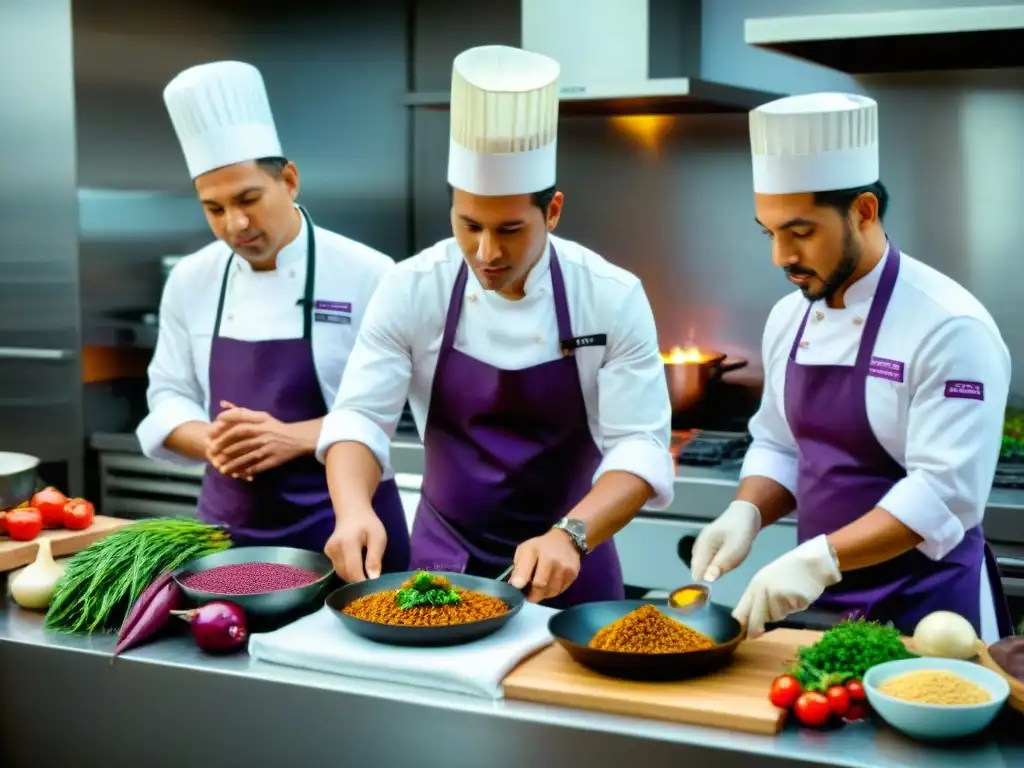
[554,517,590,556]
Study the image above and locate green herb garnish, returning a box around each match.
[789,619,915,691]
[394,570,462,610]
[45,518,231,634]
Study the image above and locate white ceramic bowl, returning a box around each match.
[864,657,1009,740]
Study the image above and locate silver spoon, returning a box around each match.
[666,581,712,615]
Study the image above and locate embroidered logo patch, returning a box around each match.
[314,300,351,313]
[313,300,352,325]
[945,381,984,400]
[868,357,905,383]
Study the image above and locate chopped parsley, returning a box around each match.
[394,571,462,610]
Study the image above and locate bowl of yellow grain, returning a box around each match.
[864,657,1010,740]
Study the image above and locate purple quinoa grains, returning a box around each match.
[182,562,321,595]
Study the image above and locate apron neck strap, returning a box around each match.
[213,205,317,340]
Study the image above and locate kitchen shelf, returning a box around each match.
[406,78,783,116]
[745,5,1024,74]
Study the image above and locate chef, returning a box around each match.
[690,92,1013,641]
[318,45,673,605]
[136,60,411,566]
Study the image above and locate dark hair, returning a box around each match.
[255,156,289,178]
[814,180,889,221]
[447,183,558,215]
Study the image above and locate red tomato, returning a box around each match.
[845,679,866,701]
[844,702,870,722]
[0,510,7,535]
[825,685,850,717]
[768,675,802,709]
[793,692,831,727]
[32,486,68,528]
[63,498,95,530]
[6,508,42,541]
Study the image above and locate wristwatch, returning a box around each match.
[553,517,590,556]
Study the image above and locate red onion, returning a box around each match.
[171,601,248,654]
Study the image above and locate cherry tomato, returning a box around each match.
[32,486,68,528]
[63,498,95,530]
[0,510,7,535]
[845,679,866,702]
[768,674,802,709]
[825,685,850,717]
[6,508,42,541]
[844,702,870,722]
[793,692,831,727]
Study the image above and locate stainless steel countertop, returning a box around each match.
[1,590,1022,767]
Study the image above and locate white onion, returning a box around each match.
[912,611,983,659]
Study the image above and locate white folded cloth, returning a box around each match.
[248,602,556,699]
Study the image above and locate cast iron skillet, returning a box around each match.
[548,599,746,681]
[326,570,527,647]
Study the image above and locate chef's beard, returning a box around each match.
[788,222,860,303]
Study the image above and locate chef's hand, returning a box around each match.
[325,508,387,582]
[732,535,841,635]
[510,528,581,603]
[206,402,305,479]
[690,500,762,582]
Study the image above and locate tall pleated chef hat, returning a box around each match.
[749,92,879,195]
[447,45,561,196]
[163,61,283,179]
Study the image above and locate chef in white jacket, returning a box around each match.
[690,93,1013,641]
[136,60,410,566]
[318,45,673,605]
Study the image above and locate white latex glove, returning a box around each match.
[732,535,842,634]
[690,500,762,583]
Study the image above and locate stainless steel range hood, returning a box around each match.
[745,4,1024,75]
[406,0,783,116]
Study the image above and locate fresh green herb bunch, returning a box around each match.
[394,570,462,610]
[45,518,231,634]
[790,619,915,691]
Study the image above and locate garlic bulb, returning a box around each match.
[11,538,64,610]
[912,611,983,659]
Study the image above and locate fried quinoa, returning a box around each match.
[342,572,509,627]
[589,604,716,653]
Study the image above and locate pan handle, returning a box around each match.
[719,357,748,374]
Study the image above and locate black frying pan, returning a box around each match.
[548,599,745,681]
[325,570,526,647]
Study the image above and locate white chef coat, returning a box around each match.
[137,212,394,467]
[744,246,1010,559]
[316,233,675,509]
[744,247,1010,643]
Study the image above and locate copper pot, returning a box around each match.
[662,348,748,414]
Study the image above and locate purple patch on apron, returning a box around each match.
[408,245,624,609]
[945,381,984,400]
[784,242,1012,639]
[868,357,905,383]
[196,207,410,568]
[314,300,351,313]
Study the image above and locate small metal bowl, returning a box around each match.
[172,546,335,617]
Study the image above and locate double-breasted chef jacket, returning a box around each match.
[743,245,1012,642]
[317,233,676,603]
[136,213,410,563]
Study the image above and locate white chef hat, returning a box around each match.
[749,93,879,195]
[163,61,283,179]
[447,45,561,196]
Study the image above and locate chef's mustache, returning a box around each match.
[785,266,816,278]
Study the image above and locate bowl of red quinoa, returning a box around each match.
[172,546,335,617]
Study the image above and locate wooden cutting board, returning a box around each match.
[0,516,132,572]
[502,628,821,735]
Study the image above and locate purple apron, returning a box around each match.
[786,242,1013,638]
[408,245,624,608]
[197,206,411,569]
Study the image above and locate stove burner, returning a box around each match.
[674,430,751,467]
[993,461,1024,489]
